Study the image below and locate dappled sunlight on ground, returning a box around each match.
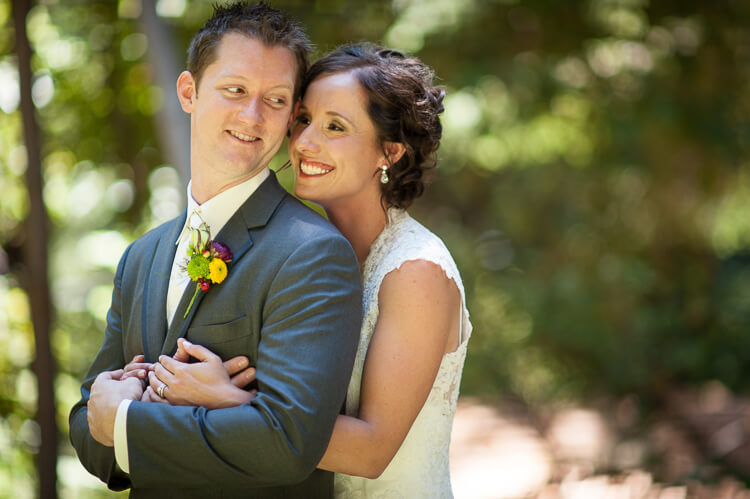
[450,396,750,499]
[451,402,552,498]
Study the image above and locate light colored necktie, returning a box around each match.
[166,208,204,325]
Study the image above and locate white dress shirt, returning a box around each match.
[114,168,270,473]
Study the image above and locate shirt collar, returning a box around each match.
[176,168,270,245]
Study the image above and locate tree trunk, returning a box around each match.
[139,1,190,192]
[12,0,58,497]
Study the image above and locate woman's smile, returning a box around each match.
[299,158,334,176]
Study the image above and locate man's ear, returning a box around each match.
[288,101,301,127]
[286,101,301,137]
[176,71,196,113]
[383,141,407,166]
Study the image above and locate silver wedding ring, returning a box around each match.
[157,383,167,398]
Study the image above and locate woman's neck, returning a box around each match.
[326,203,388,268]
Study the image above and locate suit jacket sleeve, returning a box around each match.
[125,233,362,488]
[68,244,133,491]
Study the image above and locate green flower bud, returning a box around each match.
[186,255,210,281]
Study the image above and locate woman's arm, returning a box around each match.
[317,259,461,478]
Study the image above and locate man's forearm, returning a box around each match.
[69,244,134,489]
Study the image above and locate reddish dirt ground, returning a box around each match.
[450,390,750,499]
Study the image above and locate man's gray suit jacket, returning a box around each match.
[69,172,363,498]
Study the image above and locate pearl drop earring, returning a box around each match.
[380,164,389,184]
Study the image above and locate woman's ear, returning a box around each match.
[383,141,407,166]
[176,71,196,113]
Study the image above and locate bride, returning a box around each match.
[139,43,472,497]
[288,43,471,497]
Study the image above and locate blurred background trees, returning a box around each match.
[1,0,749,496]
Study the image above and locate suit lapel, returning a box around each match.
[160,171,288,356]
[142,211,185,362]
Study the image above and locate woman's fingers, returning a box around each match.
[224,355,250,376]
[230,366,256,388]
[123,354,154,383]
[176,338,220,364]
[148,369,172,401]
[121,369,148,380]
[142,385,169,404]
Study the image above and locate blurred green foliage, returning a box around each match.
[1,0,749,495]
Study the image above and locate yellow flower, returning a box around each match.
[208,258,228,284]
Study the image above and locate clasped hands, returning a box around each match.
[87,338,256,446]
[122,338,258,407]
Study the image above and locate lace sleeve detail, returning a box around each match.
[364,209,467,314]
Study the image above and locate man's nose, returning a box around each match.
[238,97,264,124]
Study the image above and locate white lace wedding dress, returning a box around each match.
[334,209,472,499]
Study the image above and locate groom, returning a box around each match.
[68,3,362,497]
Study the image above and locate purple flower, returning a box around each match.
[212,241,233,262]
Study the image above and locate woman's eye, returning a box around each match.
[226,87,243,95]
[296,115,311,126]
[328,122,344,132]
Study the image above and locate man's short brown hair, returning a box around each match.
[187,2,312,101]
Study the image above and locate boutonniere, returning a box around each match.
[183,216,234,318]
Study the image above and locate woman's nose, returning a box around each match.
[293,126,321,154]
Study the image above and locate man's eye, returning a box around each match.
[226,87,243,94]
[265,96,288,108]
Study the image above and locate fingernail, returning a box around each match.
[158,355,165,362]
[246,370,254,379]
[182,340,192,348]
[238,358,248,368]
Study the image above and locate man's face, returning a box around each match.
[178,33,297,186]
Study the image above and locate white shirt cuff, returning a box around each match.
[114,399,132,473]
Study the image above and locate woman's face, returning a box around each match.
[289,71,386,210]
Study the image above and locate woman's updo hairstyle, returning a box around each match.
[302,43,445,210]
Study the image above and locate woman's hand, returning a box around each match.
[172,338,255,389]
[122,354,151,378]
[149,338,257,409]
[118,354,169,403]
[120,354,154,383]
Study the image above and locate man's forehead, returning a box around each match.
[208,33,297,80]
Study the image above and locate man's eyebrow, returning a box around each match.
[215,75,293,92]
[267,82,294,91]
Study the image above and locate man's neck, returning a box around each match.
[190,169,264,205]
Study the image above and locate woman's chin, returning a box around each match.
[293,184,324,205]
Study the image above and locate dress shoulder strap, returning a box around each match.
[365,209,468,311]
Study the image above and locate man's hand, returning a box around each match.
[87,369,144,446]
[150,338,256,409]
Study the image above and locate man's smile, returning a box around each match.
[228,130,260,142]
